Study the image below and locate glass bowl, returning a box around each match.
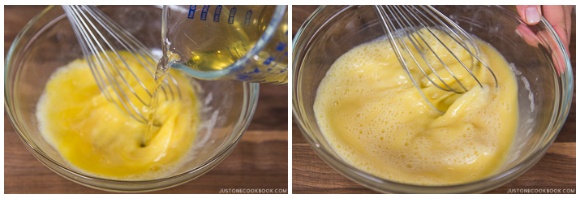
[292,5,573,193]
[5,5,259,192]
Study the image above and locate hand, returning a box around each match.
[517,6,572,50]
[516,5,573,75]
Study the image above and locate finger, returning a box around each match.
[542,6,570,55]
[515,24,540,48]
[564,6,575,44]
[516,5,542,25]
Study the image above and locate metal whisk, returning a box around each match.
[63,5,181,123]
[374,5,498,112]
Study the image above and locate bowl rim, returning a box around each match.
[292,5,573,193]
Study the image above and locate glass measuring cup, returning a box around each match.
[163,5,288,84]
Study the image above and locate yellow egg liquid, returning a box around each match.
[37,51,200,180]
[314,29,518,185]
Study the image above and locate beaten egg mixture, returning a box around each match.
[314,29,518,185]
[37,51,200,180]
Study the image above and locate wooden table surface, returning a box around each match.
[4,6,288,194]
[292,5,576,194]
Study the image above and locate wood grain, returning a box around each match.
[4,5,288,194]
[292,5,576,194]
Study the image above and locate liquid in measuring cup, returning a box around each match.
[162,5,288,84]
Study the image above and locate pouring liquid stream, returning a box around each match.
[142,6,172,147]
[143,5,243,146]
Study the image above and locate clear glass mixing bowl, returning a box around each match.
[5,5,259,192]
[292,5,573,193]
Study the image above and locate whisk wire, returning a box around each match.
[91,10,184,102]
[89,8,156,102]
[413,6,483,90]
[64,6,111,102]
[63,5,182,123]
[67,6,129,106]
[88,6,180,102]
[65,5,149,122]
[390,6,465,93]
[375,6,442,112]
[401,6,475,93]
[415,6,498,88]
[374,5,499,113]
